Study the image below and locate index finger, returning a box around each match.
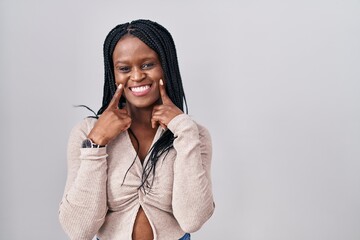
[159,79,170,104]
[108,84,123,109]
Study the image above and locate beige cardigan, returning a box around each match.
[59,114,214,240]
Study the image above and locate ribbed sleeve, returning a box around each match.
[168,114,215,233]
[59,119,108,240]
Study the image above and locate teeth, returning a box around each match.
[131,85,150,93]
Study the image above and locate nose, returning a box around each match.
[130,67,145,82]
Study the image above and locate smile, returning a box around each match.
[129,84,152,96]
[130,85,151,93]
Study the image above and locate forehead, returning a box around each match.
[112,35,158,61]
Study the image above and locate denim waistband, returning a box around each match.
[179,233,191,240]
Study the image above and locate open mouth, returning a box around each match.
[129,84,152,96]
[130,84,151,93]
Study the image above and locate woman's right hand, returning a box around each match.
[87,84,131,146]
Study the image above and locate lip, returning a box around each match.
[128,84,152,97]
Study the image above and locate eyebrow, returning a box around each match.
[114,57,158,65]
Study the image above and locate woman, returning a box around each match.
[59,19,215,240]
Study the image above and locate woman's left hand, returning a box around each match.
[151,79,183,129]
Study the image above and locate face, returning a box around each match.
[112,35,164,109]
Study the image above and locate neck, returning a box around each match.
[126,104,154,128]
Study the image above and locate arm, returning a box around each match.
[58,118,108,240]
[59,84,131,239]
[168,114,215,233]
[151,79,215,232]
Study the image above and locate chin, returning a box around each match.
[127,98,160,109]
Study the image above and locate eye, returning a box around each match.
[117,66,130,73]
[142,62,155,70]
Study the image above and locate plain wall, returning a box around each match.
[1,0,359,239]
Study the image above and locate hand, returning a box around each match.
[88,84,132,145]
[151,79,183,129]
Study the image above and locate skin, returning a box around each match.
[88,35,183,240]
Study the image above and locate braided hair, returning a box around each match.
[98,19,188,190]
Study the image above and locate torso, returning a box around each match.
[132,207,154,240]
[129,126,156,240]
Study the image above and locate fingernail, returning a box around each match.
[159,79,163,85]
[118,83,122,89]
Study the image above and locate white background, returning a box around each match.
[1,0,359,239]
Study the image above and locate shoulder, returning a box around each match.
[168,114,212,144]
[69,117,98,141]
[73,117,97,132]
[195,121,211,142]
[168,114,210,136]
[194,121,212,154]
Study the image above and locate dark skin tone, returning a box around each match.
[88,35,183,240]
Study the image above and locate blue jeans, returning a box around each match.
[179,233,191,240]
[97,233,190,240]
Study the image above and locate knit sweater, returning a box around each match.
[59,114,215,240]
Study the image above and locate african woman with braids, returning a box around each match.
[59,19,214,240]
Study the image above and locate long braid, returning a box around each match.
[98,24,129,114]
[130,20,186,111]
[98,20,188,191]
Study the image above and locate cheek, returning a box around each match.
[114,73,127,86]
[153,68,164,79]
